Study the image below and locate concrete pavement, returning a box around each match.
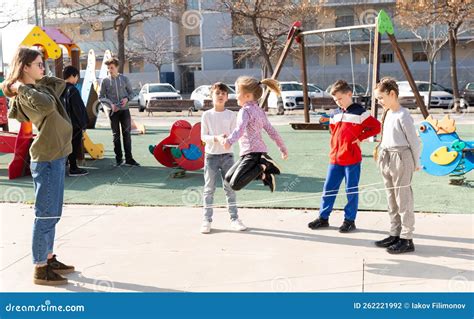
[1,204,472,292]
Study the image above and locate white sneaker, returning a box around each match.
[200,221,212,234]
[230,219,247,231]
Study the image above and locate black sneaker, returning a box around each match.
[34,264,68,286]
[47,255,75,275]
[374,236,400,248]
[308,217,329,229]
[339,219,356,233]
[262,173,276,192]
[115,159,124,167]
[387,238,415,254]
[124,159,141,167]
[68,168,89,177]
[260,154,281,175]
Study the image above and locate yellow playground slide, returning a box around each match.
[83,131,104,159]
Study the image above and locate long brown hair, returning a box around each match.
[235,76,281,100]
[373,77,398,161]
[1,47,43,98]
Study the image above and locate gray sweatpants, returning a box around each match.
[378,147,415,239]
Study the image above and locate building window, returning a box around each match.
[233,51,257,69]
[413,51,428,62]
[128,23,142,40]
[185,0,199,10]
[306,48,319,66]
[381,53,394,63]
[186,35,200,47]
[304,18,318,31]
[80,25,90,35]
[103,22,115,42]
[335,15,354,27]
[129,60,142,73]
[336,49,351,65]
[412,43,428,62]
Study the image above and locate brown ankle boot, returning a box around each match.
[34,265,68,286]
[47,255,75,275]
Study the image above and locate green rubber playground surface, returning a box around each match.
[1,124,473,214]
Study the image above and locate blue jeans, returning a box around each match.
[30,157,66,264]
[319,162,361,221]
[203,153,238,222]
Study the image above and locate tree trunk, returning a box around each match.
[252,19,273,77]
[427,59,434,110]
[117,23,127,73]
[157,66,161,83]
[448,28,460,113]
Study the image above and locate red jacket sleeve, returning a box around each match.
[358,115,381,141]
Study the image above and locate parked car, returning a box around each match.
[128,88,141,107]
[325,83,367,96]
[226,84,236,92]
[138,83,182,112]
[433,82,471,108]
[433,82,453,94]
[268,81,307,110]
[461,82,474,107]
[190,85,237,110]
[397,81,454,109]
[325,83,371,109]
[307,83,331,99]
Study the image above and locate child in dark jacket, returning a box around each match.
[62,65,89,176]
[308,80,381,233]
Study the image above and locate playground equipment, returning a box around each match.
[149,120,204,176]
[0,123,34,179]
[0,74,8,131]
[418,115,474,184]
[82,131,104,160]
[262,10,428,130]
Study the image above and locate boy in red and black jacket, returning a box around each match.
[308,80,381,233]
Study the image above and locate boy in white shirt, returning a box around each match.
[200,83,247,234]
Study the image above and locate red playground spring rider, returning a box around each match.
[0,95,34,179]
[149,120,205,177]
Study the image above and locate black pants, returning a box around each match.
[225,153,265,191]
[110,109,132,162]
[68,128,83,170]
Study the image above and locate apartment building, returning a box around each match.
[41,0,473,93]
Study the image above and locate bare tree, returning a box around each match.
[216,0,323,78]
[397,0,473,112]
[62,0,184,73]
[127,33,184,82]
[397,1,450,109]
[0,5,30,29]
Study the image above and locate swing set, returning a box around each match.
[261,10,473,184]
[260,10,429,130]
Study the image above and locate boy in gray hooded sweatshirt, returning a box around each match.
[99,57,140,167]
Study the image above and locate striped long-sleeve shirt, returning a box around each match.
[227,101,287,156]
